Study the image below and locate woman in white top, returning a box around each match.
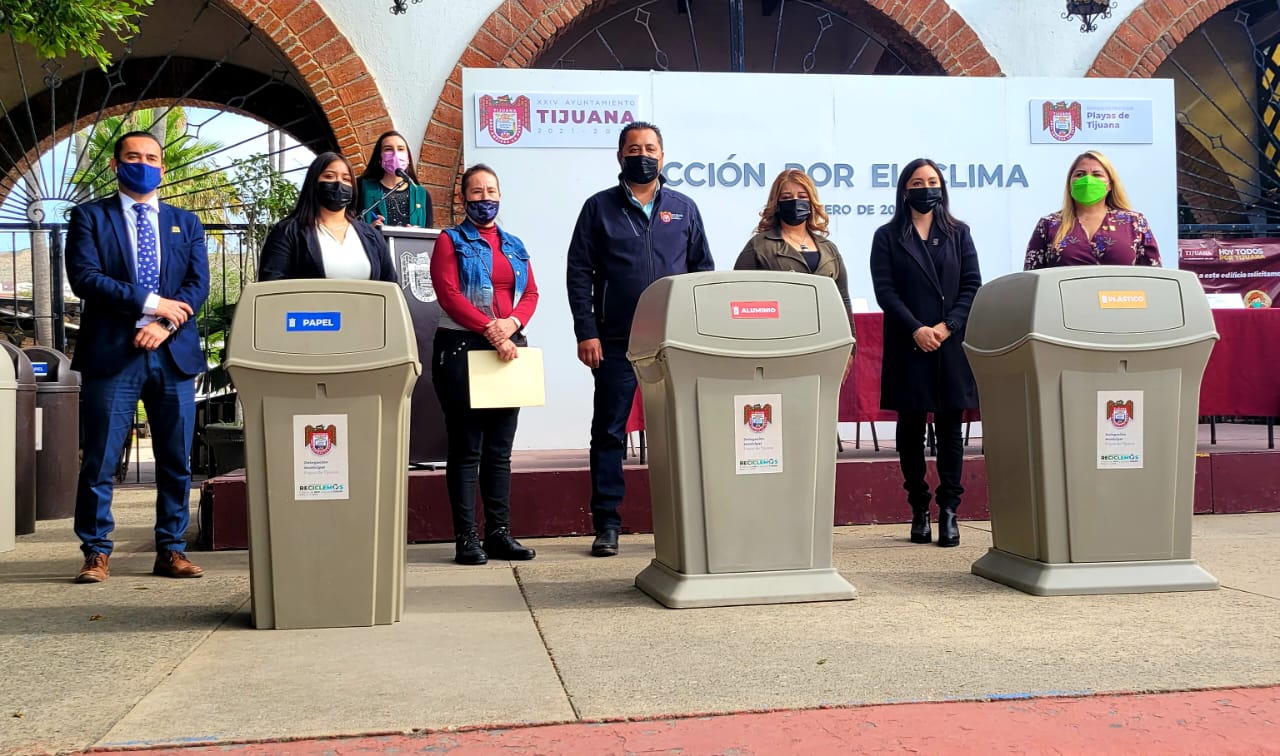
[259,151,398,283]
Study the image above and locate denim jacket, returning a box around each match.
[440,219,529,330]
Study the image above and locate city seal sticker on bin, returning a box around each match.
[736,393,784,475]
[286,311,342,332]
[1097,391,1144,469]
[294,414,351,500]
[1097,290,1148,309]
[730,300,780,319]
[30,361,48,377]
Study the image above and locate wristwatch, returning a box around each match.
[157,318,179,334]
[943,318,960,334]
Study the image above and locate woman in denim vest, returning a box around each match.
[429,164,540,565]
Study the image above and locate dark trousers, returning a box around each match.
[432,328,521,537]
[588,339,637,533]
[75,349,196,556]
[895,410,964,512]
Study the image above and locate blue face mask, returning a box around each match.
[117,161,162,194]
[465,199,499,225]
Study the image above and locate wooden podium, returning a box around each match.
[382,226,448,465]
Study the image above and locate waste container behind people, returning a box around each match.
[963,267,1218,595]
[24,347,80,520]
[226,280,420,630]
[1,347,15,551]
[628,271,856,608]
[0,342,36,536]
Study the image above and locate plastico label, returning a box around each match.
[1097,291,1147,309]
[730,301,780,319]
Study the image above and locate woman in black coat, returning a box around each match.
[869,157,982,547]
[259,151,398,283]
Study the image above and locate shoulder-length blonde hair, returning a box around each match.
[755,168,830,235]
[1053,150,1135,247]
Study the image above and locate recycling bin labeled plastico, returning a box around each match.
[226,280,420,630]
[628,270,856,609]
[963,267,1219,596]
[24,346,80,521]
[0,342,36,537]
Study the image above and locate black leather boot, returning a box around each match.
[936,504,960,547]
[909,507,932,544]
[454,530,488,565]
[484,527,536,560]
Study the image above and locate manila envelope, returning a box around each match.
[467,347,546,408]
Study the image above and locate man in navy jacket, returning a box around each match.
[566,121,714,557]
[65,131,210,583]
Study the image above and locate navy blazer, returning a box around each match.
[258,216,398,283]
[65,195,210,378]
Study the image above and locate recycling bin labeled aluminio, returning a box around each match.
[1,348,15,552]
[0,342,36,537]
[24,346,80,521]
[628,271,856,608]
[963,267,1219,596]
[226,280,420,629]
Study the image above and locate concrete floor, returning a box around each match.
[1,488,1278,754]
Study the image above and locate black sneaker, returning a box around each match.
[484,528,536,560]
[454,530,488,565]
[591,529,619,557]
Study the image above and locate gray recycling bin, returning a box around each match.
[226,280,420,629]
[0,342,36,536]
[628,271,856,608]
[24,347,80,520]
[963,267,1219,596]
[1,347,14,552]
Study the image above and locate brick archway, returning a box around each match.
[221,0,392,170]
[1087,0,1235,77]
[419,0,1002,220]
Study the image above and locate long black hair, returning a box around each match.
[289,152,356,229]
[361,130,419,184]
[891,157,965,246]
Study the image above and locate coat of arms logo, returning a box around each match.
[1106,400,1134,429]
[304,424,338,456]
[400,250,436,303]
[1042,100,1082,142]
[743,403,773,433]
[479,94,532,145]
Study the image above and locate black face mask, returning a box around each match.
[621,155,660,185]
[905,187,943,214]
[317,181,353,212]
[776,198,811,227]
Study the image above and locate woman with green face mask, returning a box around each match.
[1023,150,1160,270]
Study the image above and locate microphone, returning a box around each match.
[363,172,411,223]
[394,167,417,185]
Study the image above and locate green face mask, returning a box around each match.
[1070,175,1108,206]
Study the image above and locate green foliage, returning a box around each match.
[0,0,153,69]
[234,153,299,247]
[69,107,239,225]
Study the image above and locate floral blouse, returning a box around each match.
[1023,209,1160,270]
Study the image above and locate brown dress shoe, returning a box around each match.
[75,552,110,583]
[153,550,204,578]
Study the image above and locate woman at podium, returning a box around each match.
[259,152,398,282]
[1024,150,1160,270]
[358,131,433,229]
[734,168,855,334]
[869,157,982,548]
[429,164,540,566]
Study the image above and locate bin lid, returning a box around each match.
[22,346,81,387]
[964,267,1219,356]
[628,271,854,361]
[0,340,36,387]
[0,341,13,389]
[224,279,421,375]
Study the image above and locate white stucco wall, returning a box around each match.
[316,0,1152,156]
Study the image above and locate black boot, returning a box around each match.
[909,507,932,544]
[484,527,536,560]
[454,530,488,565]
[936,504,959,547]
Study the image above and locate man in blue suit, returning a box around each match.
[66,131,210,583]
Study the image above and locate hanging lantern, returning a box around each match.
[1063,1,1117,33]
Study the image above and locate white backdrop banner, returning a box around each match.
[462,69,1177,450]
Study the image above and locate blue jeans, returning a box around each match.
[589,339,637,533]
[74,349,196,556]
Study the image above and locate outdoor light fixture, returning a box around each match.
[390,0,423,14]
[1063,1,1116,33]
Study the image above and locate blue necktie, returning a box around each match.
[134,203,159,294]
